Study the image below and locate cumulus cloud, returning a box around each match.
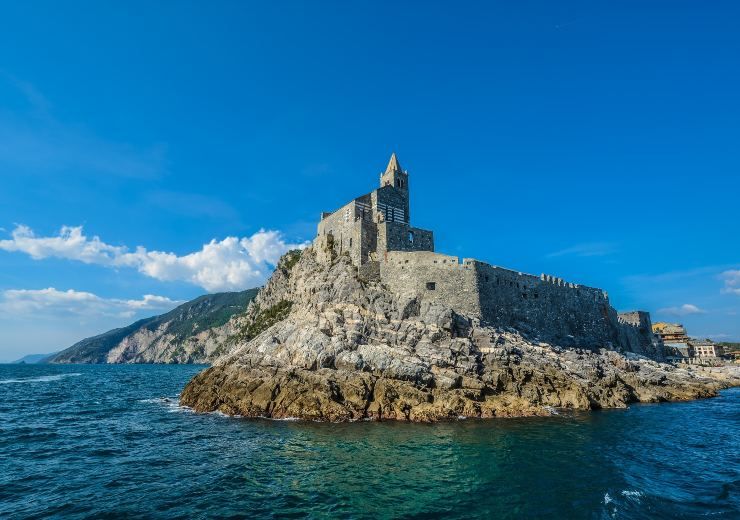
[0,225,127,264]
[657,303,706,317]
[0,288,181,319]
[720,270,740,295]
[0,224,306,291]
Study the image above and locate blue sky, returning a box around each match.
[1,1,738,360]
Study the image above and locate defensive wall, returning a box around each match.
[313,153,662,356]
[379,251,621,348]
[617,311,664,359]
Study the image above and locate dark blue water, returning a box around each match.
[1,364,737,519]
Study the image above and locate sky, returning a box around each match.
[0,1,738,361]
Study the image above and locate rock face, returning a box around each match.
[49,290,258,364]
[180,247,740,421]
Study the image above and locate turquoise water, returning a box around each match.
[1,364,738,519]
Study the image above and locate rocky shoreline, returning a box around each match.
[180,247,740,422]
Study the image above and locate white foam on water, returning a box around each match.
[621,490,643,500]
[543,406,561,416]
[138,397,176,404]
[259,415,301,422]
[603,492,613,504]
[0,373,81,384]
[138,396,194,414]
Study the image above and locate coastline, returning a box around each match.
[180,351,740,422]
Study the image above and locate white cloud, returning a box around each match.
[0,224,307,291]
[657,303,706,317]
[0,288,181,319]
[0,225,127,263]
[720,270,740,295]
[546,242,617,258]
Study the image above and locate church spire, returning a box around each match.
[384,152,402,175]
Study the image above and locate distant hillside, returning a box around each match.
[719,342,740,353]
[48,289,259,364]
[12,352,58,364]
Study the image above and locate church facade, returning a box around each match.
[316,153,434,266]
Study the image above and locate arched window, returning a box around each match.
[408,231,414,244]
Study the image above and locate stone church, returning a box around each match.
[316,154,662,357]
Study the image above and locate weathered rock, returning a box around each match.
[180,247,740,421]
[50,290,258,364]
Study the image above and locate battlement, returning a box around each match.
[616,311,664,360]
[314,153,657,354]
[617,311,651,327]
[385,251,471,267]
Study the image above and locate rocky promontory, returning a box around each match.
[180,247,740,421]
[49,290,258,364]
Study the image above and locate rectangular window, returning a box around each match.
[426,282,436,290]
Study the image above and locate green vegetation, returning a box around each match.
[49,288,259,363]
[48,251,303,363]
[718,342,740,353]
[143,289,259,342]
[279,249,302,275]
[230,300,293,345]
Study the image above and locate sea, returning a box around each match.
[1,364,738,519]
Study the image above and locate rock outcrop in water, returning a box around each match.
[180,247,740,421]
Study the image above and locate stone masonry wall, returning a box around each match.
[379,252,482,320]
[373,185,409,224]
[317,199,433,264]
[317,201,361,264]
[317,199,379,265]
[474,263,616,347]
[617,311,664,359]
[379,252,625,349]
[377,222,434,255]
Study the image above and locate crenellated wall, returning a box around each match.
[379,252,626,348]
[380,252,481,319]
[617,311,665,359]
[313,154,659,355]
[474,263,616,347]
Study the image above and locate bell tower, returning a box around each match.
[380,152,408,192]
[379,152,410,223]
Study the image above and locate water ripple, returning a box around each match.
[0,372,81,384]
[0,363,738,519]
